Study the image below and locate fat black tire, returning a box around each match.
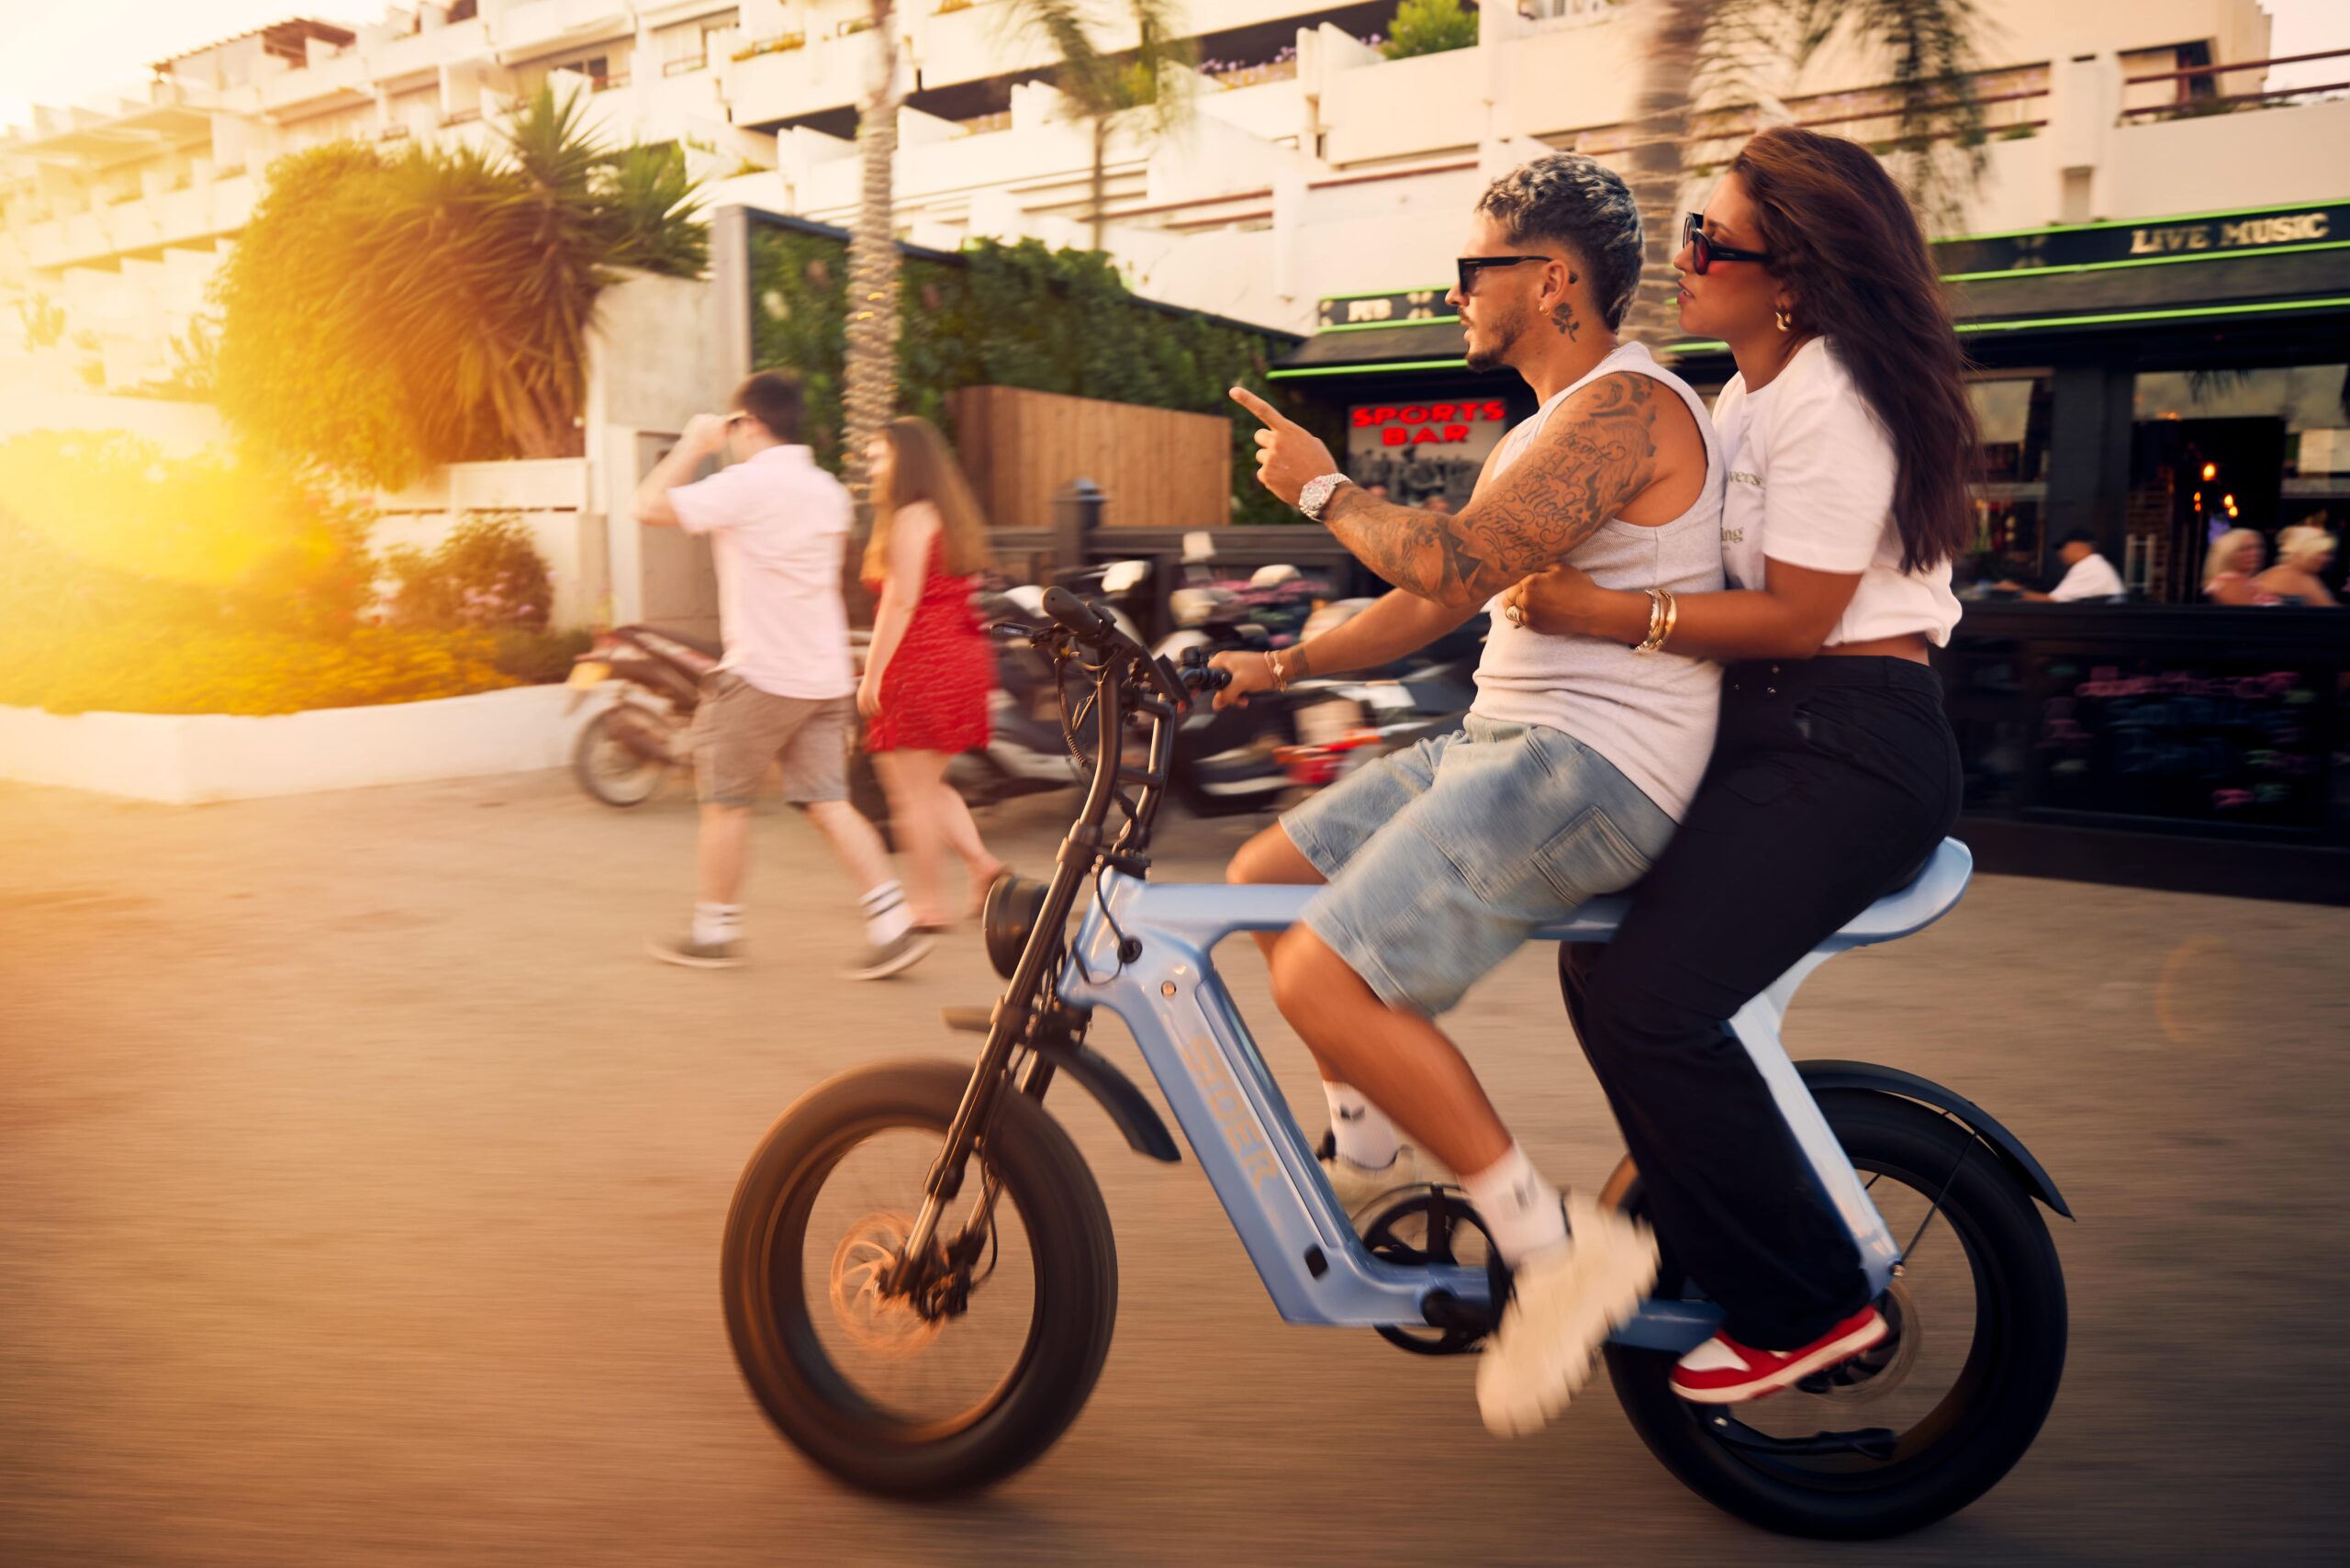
[721,1059,1117,1496]
[572,707,667,807]
[1606,1092,2066,1540]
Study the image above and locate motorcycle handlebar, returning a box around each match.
[1040,585,1121,648]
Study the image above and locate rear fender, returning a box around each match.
[1598,1060,2071,1221]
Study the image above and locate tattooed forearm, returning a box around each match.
[1321,373,1662,607]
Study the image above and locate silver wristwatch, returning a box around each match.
[1297,472,1351,521]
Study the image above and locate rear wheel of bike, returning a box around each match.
[1606,1092,2066,1540]
[722,1059,1118,1496]
[572,707,668,807]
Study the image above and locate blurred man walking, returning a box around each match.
[634,371,931,980]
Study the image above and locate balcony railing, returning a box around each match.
[2119,47,2350,123]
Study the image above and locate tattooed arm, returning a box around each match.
[1228,376,1664,610]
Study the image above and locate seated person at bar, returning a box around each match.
[2204,528,2279,606]
[1998,529,2124,602]
[2252,524,2339,607]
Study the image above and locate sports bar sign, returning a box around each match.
[1935,201,2348,275]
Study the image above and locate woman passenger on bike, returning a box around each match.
[1501,126,1973,1403]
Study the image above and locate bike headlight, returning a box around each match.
[982,874,1050,980]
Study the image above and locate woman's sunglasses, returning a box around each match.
[1683,212,1771,274]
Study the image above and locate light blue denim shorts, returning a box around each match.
[1281,715,1675,1017]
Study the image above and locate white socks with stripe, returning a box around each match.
[859,880,913,945]
[691,902,742,947]
[1321,1081,1402,1170]
[1460,1141,1568,1267]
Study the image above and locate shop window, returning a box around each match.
[1963,375,2053,596]
[2131,364,2350,602]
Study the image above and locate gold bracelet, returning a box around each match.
[1264,649,1289,690]
[1632,587,1667,652]
[1655,588,1680,652]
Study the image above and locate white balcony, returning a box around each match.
[364,17,494,84]
[725,39,846,128]
[256,50,375,116]
[494,1,634,60]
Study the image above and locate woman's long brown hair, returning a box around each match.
[863,415,993,581]
[1729,126,1979,573]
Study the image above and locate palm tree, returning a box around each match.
[213,86,704,487]
[842,0,905,501]
[1007,0,1194,252]
[1619,0,1989,346]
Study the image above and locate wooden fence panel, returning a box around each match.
[947,385,1231,531]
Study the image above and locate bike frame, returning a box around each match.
[907,594,1971,1356]
[1058,843,1971,1354]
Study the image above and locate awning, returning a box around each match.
[1270,319,1467,380]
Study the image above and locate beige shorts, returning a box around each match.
[692,675,852,807]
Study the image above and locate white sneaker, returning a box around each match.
[1474,1193,1659,1438]
[1321,1147,1447,1221]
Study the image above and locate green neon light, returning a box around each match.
[1314,313,1462,333]
[1318,286,1457,303]
[1955,295,2350,333]
[1942,196,2349,245]
[1946,239,2350,283]
[1268,356,1471,378]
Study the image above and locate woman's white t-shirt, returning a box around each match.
[1711,337,1964,648]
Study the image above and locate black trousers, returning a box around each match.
[1560,655,1962,1349]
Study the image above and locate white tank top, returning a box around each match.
[1471,341,1727,821]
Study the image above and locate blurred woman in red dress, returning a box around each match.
[856,417,1006,929]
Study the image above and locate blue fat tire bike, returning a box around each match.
[720,590,2070,1540]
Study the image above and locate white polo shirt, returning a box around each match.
[667,444,855,700]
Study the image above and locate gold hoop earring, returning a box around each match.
[1774,308,1792,333]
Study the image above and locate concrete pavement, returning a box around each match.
[2,772,2344,1566]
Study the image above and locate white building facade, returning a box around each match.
[1,0,2335,390]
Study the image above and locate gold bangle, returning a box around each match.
[1264,649,1288,690]
[1656,588,1680,652]
[1633,587,1667,652]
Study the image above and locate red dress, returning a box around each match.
[865,534,993,754]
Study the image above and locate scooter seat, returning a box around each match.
[1530,838,1974,948]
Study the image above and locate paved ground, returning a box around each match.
[2,770,2345,1567]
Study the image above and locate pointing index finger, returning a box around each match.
[1227,386,1293,430]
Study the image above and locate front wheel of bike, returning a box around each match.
[1606,1091,2066,1540]
[722,1058,1118,1496]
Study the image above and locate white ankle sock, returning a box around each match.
[1460,1142,1568,1267]
[859,880,912,945]
[691,902,742,947]
[1321,1081,1402,1169]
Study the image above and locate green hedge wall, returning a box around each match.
[747,228,1327,528]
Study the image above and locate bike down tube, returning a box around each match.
[1060,876,1722,1353]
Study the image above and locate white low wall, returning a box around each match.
[0,684,593,805]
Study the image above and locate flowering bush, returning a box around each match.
[0,433,570,716]
[0,624,518,716]
[382,511,553,632]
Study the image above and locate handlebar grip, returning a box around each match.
[1040,585,1117,646]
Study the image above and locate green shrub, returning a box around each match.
[0,624,518,716]
[1382,0,1479,62]
[382,511,554,632]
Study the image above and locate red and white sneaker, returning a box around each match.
[1671,1306,1888,1405]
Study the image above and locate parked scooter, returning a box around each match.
[565,625,718,807]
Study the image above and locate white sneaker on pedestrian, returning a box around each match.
[842,927,934,980]
[1474,1193,1659,1438]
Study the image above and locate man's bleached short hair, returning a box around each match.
[1476,152,1645,330]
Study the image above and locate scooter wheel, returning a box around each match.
[722,1059,1118,1497]
[1606,1091,2066,1539]
[572,707,670,806]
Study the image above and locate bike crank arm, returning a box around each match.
[1702,1410,1899,1462]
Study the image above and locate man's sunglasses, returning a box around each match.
[1455,254,1551,297]
[1683,212,1771,274]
